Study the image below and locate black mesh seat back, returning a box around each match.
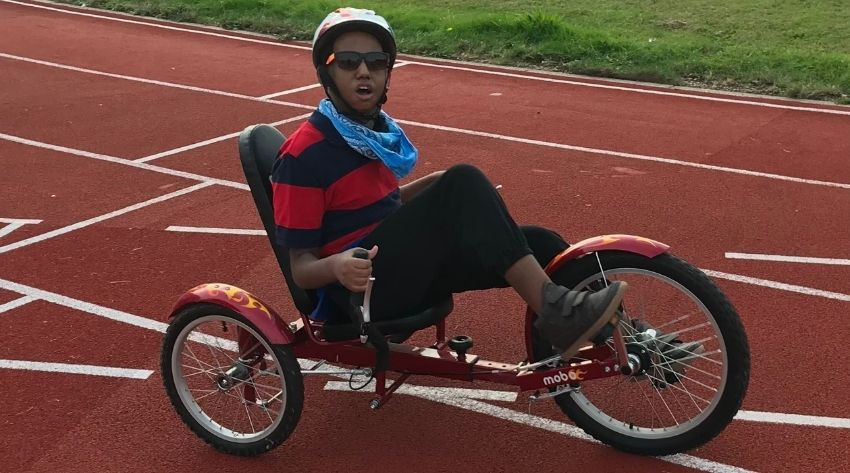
[237,124,316,315]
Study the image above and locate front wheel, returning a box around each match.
[532,251,750,455]
[161,303,304,456]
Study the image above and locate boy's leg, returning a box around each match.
[358,164,533,321]
[433,225,569,294]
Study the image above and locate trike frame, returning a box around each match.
[169,234,669,409]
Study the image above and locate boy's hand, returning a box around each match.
[333,245,379,292]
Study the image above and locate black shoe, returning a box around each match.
[534,281,628,360]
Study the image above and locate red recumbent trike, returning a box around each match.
[159,124,751,457]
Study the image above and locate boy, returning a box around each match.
[271,8,626,359]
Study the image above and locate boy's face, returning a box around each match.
[328,31,389,115]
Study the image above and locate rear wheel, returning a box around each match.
[161,303,304,456]
[532,251,750,455]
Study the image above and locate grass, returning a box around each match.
[62,0,850,104]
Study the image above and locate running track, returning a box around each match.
[1,1,849,472]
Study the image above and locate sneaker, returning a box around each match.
[534,281,628,360]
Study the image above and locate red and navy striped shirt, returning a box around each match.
[271,111,401,256]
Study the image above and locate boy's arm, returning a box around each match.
[399,170,444,203]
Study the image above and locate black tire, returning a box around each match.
[531,251,750,456]
[161,303,304,456]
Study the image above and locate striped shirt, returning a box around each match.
[271,111,401,256]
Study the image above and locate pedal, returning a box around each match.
[448,335,473,360]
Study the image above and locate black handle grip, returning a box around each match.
[349,248,370,309]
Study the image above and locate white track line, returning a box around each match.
[405,60,850,117]
[0,218,42,239]
[324,379,519,402]
[5,0,850,117]
[0,52,313,111]
[0,218,42,224]
[0,359,153,379]
[0,295,37,314]
[257,84,321,100]
[397,119,850,190]
[0,278,168,332]
[134,112,312,163]
[725,252,850,266]
[0,181,214,254]
[0,0,311,50]
[703,270,850,302]
[735,410,850,429]
[166,225,266,236]
[0,132,247,189]
[4,54,848,192]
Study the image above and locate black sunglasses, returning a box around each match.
[326,51,390,71]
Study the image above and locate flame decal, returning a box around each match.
[206,284,273,320]
[636,236,661,247]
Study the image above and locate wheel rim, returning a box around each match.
[171,315,287,443]
[566,267,728,440]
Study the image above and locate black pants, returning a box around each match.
[329,164,568,322]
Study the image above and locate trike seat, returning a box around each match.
[237,123,452,342]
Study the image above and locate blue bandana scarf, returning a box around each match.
[317,98,418,179]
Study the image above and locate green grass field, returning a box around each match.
[64,0,850,104]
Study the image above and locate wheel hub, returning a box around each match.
[215,361,251,391]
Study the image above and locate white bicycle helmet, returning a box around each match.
[312,8,397,68]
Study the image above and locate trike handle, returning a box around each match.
[349,249,372,314]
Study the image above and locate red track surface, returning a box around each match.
[2,1,849,472]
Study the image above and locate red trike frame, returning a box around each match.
[170,234,669,408]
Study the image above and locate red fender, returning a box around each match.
[525,234,670,361]
[170,283,295,345]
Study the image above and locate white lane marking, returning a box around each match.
[0,52,313,111]
[166,226,266,236]
[397,118,850,190]
[324,379,518,402]
[0,182,214,254]
[4,52,849,191]
[0,218,42,224]
[735,410,850,429]
[0,295,37,313]
[0,0,311,50]
[0,218,42,239]
[257,84,321,100]
[403,60,850,117]
[5,0,849,116]
[324,381,752,473]
[0,132,248,190]
[0,359,153,379]
[725,252,850,266]
[703,270,850,302]
[133,112,312,163]
[0,278,169,332]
